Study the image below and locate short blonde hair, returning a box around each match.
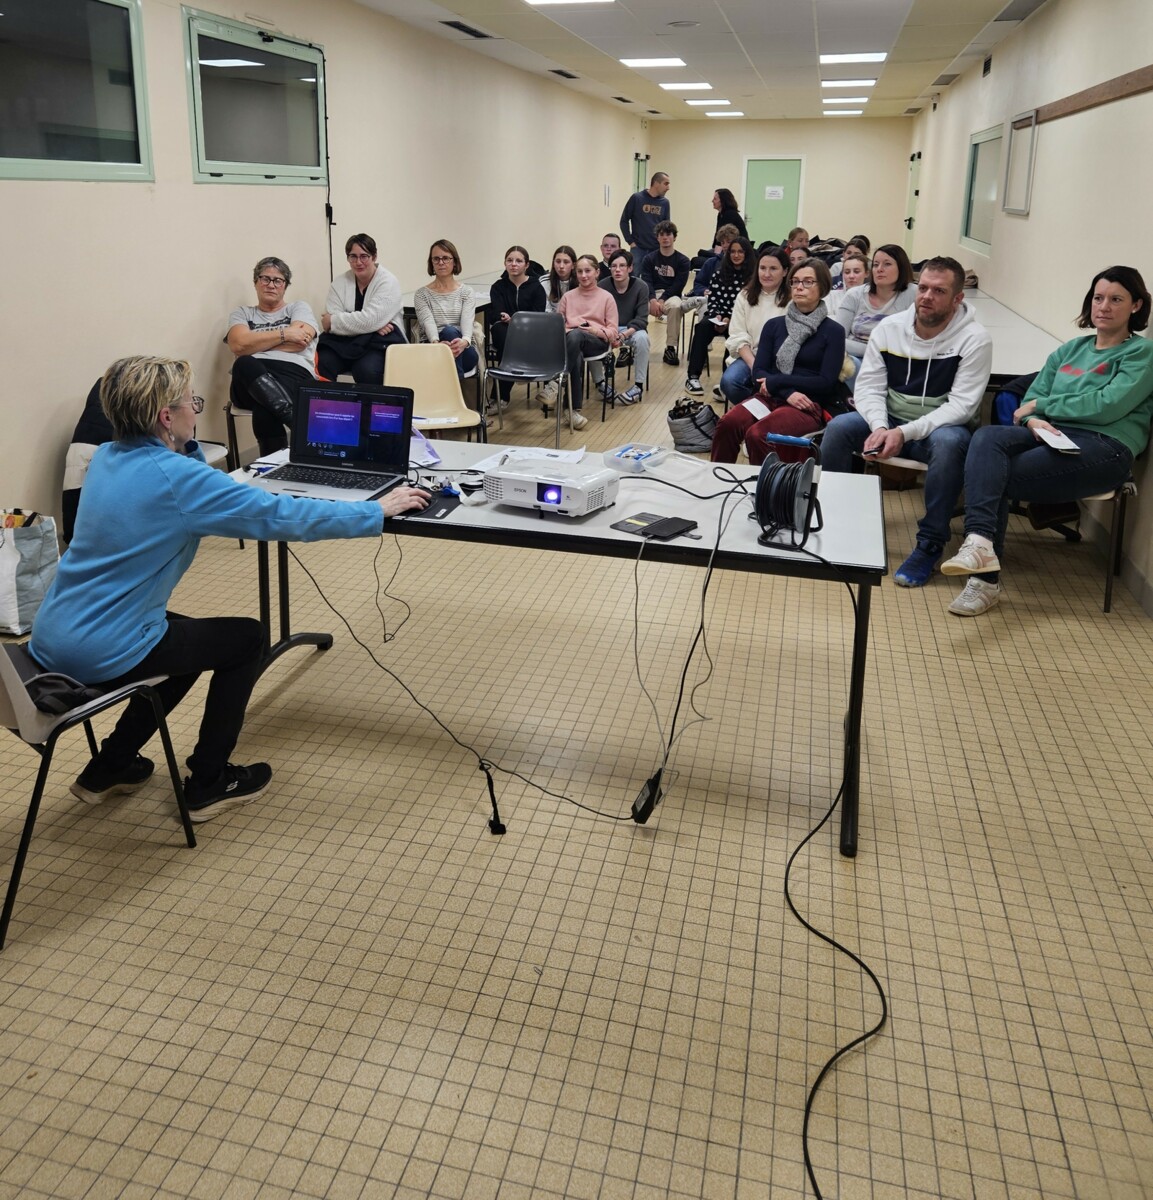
[101,355,193,441]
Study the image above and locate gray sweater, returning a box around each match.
[598,276,650,332]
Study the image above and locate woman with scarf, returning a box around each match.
[710,258,847,464]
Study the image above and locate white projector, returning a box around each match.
[483,458,620,517]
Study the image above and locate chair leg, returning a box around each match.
[144,687,196,847]
[84,720,99,758]
[0,739,56,951]
[1104,491,1127,614]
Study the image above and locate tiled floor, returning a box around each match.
[3,349,1153,1198]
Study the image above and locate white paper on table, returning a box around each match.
[471,446,586,472]
[409,432,441,466]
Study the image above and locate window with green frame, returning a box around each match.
[0,0,152,182]
[961,125,1003,253]
[183,8,326,185]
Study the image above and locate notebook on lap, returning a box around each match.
[254,383,414,502]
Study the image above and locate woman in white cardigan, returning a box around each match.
[717,247,790,406]
[316,233,405,383]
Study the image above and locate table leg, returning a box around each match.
[839,581,871,857]
[256,541,334,671]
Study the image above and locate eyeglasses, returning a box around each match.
[347,253,373,263]
[190,395,205,414]
[431,255,454,265]
[792,278,819,288]
[257,275,287,287]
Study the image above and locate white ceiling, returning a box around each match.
[354,0,1050,120]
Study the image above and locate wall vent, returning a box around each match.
[440,20,491,39]
[550,69,578,79]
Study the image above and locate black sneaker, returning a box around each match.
[685,376,704,395]
[616,343,634,367]
[70,755,155,805]
[184,762,272,822]
[663,346,679,367]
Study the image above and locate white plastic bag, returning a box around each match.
[0,516,59,635]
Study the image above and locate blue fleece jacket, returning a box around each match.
[31,437,385,682]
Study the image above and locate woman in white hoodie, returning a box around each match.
[317,233,405,384]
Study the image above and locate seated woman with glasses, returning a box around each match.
[30,355,430,822]
[316,233,405,387]
[710,258,847,465]
[226,255,319,457]
[413,239,480,379]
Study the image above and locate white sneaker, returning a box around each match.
[570,410,588,431]
[941,534,1001,576]
[948,578,1003,616]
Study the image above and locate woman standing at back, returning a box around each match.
[712,188,749,242]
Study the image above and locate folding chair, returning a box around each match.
[384,343,486,443]
[0,644,196,950]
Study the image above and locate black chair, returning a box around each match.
[0,644,197,950]
[485,312,570,447]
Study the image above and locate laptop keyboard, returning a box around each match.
[264,464,399,490]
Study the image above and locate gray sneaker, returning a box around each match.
[948,578,1003,616]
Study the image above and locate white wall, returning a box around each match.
[908,0,1153,600]
[0,0,648,512]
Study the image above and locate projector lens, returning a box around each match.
[538,483,563,505]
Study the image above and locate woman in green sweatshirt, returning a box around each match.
[941,265,1153,616]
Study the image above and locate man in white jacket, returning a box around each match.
[317,233,405,383]
[821,256,993,587]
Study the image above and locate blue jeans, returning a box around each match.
[719,358,754,406]
[963,424,1133,557]
[822,411,971,553]
[439,325,479,377]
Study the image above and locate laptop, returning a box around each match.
[253,382,414,502]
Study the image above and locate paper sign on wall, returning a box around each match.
[764,186,785,200]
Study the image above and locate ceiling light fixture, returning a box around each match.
[822,96,868,104]
[686,98,728,105]
[620,58,685,68]
[706,111,744,118]
[819,53,886,64]
[660,81,712,91]
[824,110,863,116]
[821,79,876,88]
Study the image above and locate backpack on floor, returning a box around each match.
[667,399,718,453]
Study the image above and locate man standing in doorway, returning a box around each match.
[621,172,671,269]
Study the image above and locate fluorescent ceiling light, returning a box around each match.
[620,58,685,68]
[819,52,886,64]
[825,110,863,116]
[199,58,264,67]
[686,98,728,106]
[822,96,868,104]
[707,111,744,118]
[821,79,876,88]
[660,82,712,91]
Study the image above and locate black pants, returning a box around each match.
[230,357,314,452]
[96,614,268,784]
[316,327,405,385]
[687,317,725,377]
[564,330,609,409]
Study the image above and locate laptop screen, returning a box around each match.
[293,383,413,472]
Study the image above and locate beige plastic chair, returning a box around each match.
[384,343,485,441]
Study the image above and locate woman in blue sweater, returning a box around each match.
[710,258,847,464]
[942,265,1153,616]
[31,356,429,820]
